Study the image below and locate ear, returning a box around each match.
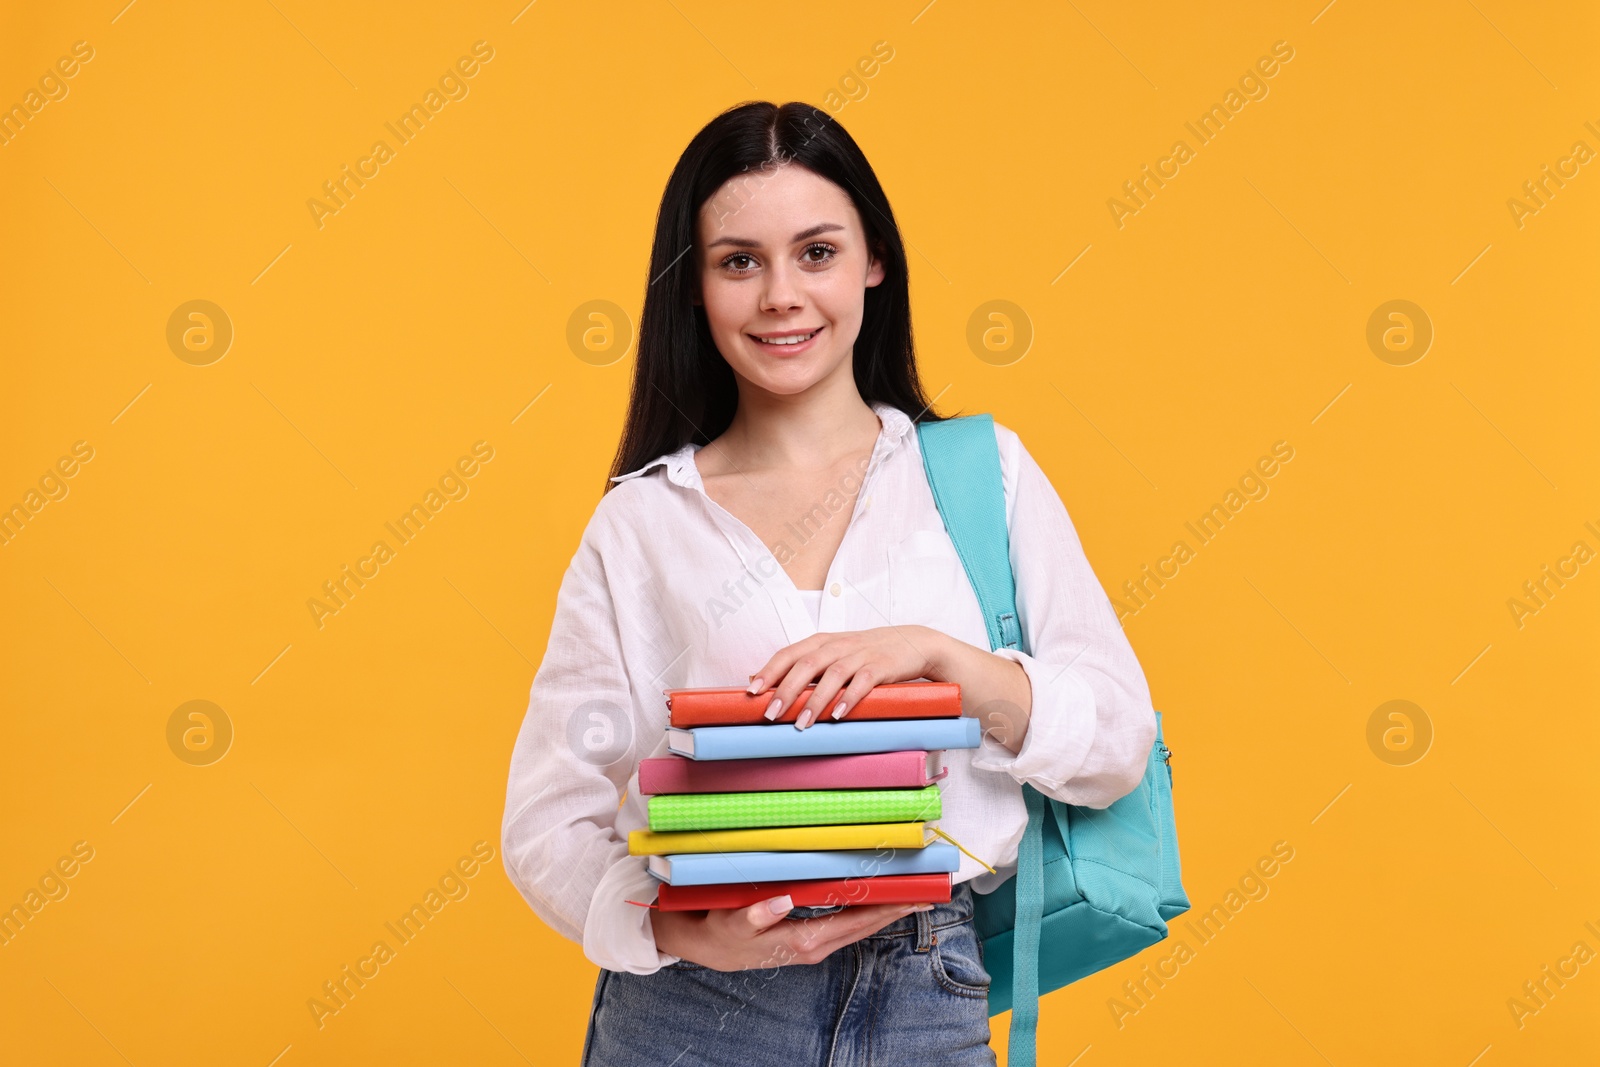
[865,249,886,289]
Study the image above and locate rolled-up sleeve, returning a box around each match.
[501,506,678,974]
[967,423,1158,809]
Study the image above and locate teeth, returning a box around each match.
[754,329,819,346]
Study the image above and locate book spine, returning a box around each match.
[637,751,932,795]
[629,821,928,856]
[658,841,960,885]
[655,873,953,911]
[668,681,961,727]
[684,716,979,760]
[635,758,677,796]
[648,784,942,833]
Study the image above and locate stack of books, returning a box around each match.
[631,680,984,912]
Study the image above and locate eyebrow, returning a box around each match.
[705,222,846,251]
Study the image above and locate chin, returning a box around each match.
[720,335,852,395]
[748,373,824,397]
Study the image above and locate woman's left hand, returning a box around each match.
[745,625,951,729]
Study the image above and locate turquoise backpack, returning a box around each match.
[916,414,1190,1067]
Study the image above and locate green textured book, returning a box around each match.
[646,784,943,832]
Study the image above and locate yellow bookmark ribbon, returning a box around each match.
[932,827,998,874]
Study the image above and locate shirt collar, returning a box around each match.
[608,400,915,488]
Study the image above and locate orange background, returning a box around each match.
[2,1,1596,1064]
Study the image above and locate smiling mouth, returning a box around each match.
[748,326,823,346]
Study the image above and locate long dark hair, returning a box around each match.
[605,101,949,492]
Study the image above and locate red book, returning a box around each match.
[654,873,952,912]
[638,750,946,795]
[665,680,961,728]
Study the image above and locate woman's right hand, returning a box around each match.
[653,895,934,971]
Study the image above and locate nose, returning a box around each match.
[759,259,804,314]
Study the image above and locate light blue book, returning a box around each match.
[647,840,962,885]
[666,716,980,760]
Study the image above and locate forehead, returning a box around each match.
[698,163,860,241]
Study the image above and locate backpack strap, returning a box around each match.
[1011,785,1046,1064]
[915,415,1026,655]
[916,413,1044,1067]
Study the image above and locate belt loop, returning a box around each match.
[914,907,933,952]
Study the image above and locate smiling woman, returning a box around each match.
[501,100,1158,1067]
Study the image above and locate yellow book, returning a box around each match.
[628,820,937,856]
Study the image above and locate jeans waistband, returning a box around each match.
[869,878,975,938]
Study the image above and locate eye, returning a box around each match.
[719,252,758,274]
[801,242,838,266]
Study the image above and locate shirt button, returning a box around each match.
[829,583,841,597]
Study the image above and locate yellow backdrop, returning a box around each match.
[2,1,1596,1064]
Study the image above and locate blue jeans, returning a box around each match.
[581,880,996,1066]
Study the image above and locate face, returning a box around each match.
[694,162,885,397]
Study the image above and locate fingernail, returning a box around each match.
[795,707,815,729]
[830,701,848,720]
[747,676,763,695]
[764,697,783,720]
[911,903,935,911]
[768,895,793,915]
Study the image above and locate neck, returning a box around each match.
[715,374,882,473]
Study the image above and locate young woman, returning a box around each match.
[502,101,1158,1066]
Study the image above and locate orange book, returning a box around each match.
[665,680,960,728]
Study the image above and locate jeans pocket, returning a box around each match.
[930,919,992,998]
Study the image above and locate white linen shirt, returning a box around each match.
[501,401,1158,975]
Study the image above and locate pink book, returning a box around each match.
[637,750,947,796]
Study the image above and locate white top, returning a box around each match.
[501,401,1158,975]
[796,586,824,627]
